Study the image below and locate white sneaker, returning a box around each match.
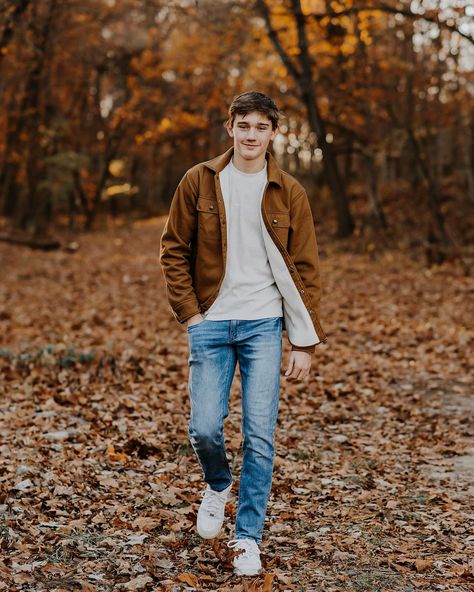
[196,482,232,539]
[227,538,262,576]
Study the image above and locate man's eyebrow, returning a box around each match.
[237,122,270,126]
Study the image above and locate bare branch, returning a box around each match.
[255,0,302,81]
[309,4,474,46]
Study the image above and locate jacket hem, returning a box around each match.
[290,343,316,354]
[174,298,201,324]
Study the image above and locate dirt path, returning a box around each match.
[0,219,472,591]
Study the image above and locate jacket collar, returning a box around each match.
[203,146,282,187]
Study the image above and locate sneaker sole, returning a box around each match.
[234,566,263,577]
[197,527,222,539]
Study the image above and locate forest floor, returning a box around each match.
[0,217,472,592]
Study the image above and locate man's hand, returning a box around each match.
[186,313,204,327]
[284,351,312,380]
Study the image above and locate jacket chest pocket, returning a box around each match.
[269,212,290,248]
[197,196,220,241]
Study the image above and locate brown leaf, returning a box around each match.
[132,516,160,532]
[262,572,275,591]
[415,558,433,572]
[124,574,153,590]
[177,572,200,587]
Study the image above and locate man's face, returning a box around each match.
[227,111,277,162]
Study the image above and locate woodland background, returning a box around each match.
[0,0,473,254]
[0,1,473,591]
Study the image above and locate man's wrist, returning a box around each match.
[186,313,204,326]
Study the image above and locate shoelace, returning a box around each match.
[227,538,260,559]
[202,488,227,517]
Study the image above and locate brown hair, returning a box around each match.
[225,91,281,130]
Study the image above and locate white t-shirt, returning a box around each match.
[203,157,283,320]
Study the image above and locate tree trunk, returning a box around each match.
[257,0,354,238]
[365,154,387,229]
[8,0,57,236]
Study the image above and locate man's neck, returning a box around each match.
[231,150,267,174]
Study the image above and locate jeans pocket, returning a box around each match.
[187,319,206,332]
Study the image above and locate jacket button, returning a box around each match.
[209,205,214,210]
[300,289,305,294]
[272,218,278,224]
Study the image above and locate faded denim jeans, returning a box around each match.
[186,316,283,544]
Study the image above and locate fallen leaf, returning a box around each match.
[132,517,160,532]
[177,572,200,587]
[415,558,433,572]
[263,572,275,591]
[124,574,153,590]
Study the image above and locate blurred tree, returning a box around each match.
[0,0,30,67]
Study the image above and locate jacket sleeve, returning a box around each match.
[287,189,324,354]
[159,171,201,324]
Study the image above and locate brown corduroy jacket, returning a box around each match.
[159,146,327,353]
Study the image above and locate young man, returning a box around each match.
[159,91,326,576]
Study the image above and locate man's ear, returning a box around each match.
[225,121,234,138]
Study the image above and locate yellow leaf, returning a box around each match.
[106,444,129,463]
[109,160,125,177]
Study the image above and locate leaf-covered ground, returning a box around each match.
[0,219,472,592]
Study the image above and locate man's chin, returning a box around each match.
[239,146,263,159]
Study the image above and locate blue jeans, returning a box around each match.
[186,316,283,544]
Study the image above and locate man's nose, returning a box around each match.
[247,127,257,140]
